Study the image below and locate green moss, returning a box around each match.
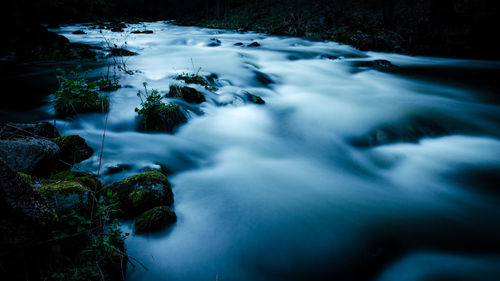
[106,171,173,216]
[17,172,34,186]
[134,206,176,233]
[36,181,89,196]
[96,78,120,91]
[49,171,101,191]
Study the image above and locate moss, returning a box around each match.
[49,171,101,191]
[106,171,173,216]
[53,135,94,165]
[137,102,187,133]
[36,181,89,196]
[17,172,34,186]
[168,85,206,104]
[134,206,176,233]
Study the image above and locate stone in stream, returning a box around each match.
[72,30,86,35]
[246,92,265,105]
[134,206,176,234]
[52,135,93,167]
[105,171,174,216]
[355,59,398,72]
[131,30,154,34]
[167,85,206,104]
[248,41,261,47]
[107,48,138,57]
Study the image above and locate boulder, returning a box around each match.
[0,122,60,139]
[248,41,261,47]
[0,137,60,175]
[49,171,101,191]
[53,135,93,166]
[106,171,173,216]
[134,206,176,233]
[35,180,92,214]
[167,85,206,104]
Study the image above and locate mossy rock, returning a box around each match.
[49,171,101,191]
[53,135,93,166]
[134,206,176,233]
[17,172,34,187]
[106,171,173,216]
[167,85,206,104]
[137,104,187,133]
[54,95,109,118]
[36,181,92,214]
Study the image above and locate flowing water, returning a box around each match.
[22,21,500,280]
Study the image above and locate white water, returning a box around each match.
[52,22,500,281]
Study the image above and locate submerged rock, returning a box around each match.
[53,135,93,166]
[0,122,60,139]
[246,92,265,104]
[355,59,398,72]
[134,206,176,233]
[72,30,86,35]
[131,30,154,34]
[208,38,221,47]
[106,171,173,216]
[168,85,206,104]
[248,41,261,47]
[0,137,60,175]
[351,117,453,148]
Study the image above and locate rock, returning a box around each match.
[0,160,54,222]
[234,42,244,46]
[0,122,60,139]
[72,30,86,35]
[167,85,206,104]
[52,135,93,166]
[355,60,398,72]
[208,38,221,47]
[107,48,138,57]
[137,103,187,133]
[0,137,60,175]
[134,206,176,233]
[248,41,261,47]
[131,30,154,34]
[36,180,92,214]
[111,28,124,32]
[106,171,173,216]
[254,70,274,86]
[246,93,265,104]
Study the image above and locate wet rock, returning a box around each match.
[52,135,93,166]
[131,30,154,34]
[106,171,173,216]
[104,164,133,175]
[107,48,138,57]
[208,38,221,47]
[254,70,274,86]
[246,92,265,104]
[137,104,187,133]
[0,122,60,139]
[134,206,176,234]
[234,42,244,46]
[355,59,398,72]
[167,85,206,104]
[0,137,60,175]
[248,41,261,47]
[111,27,124,32]
[72,30,86,35]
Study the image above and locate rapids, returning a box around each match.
[37,21,500,280]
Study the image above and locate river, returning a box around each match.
[16,21,500,281]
